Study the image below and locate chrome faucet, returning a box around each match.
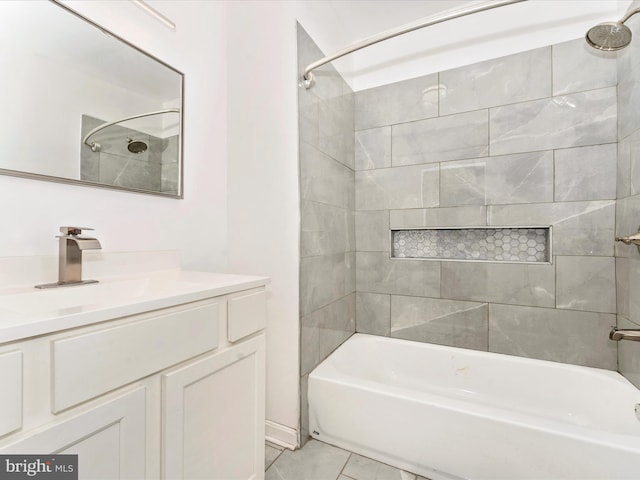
[35,226,102,289]
[610,327,640,342]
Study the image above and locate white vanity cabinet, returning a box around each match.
[0,280,267,480]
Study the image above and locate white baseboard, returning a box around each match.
[265,420,298,450]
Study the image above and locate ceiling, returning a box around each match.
[297,0,631,90]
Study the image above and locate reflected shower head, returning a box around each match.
[127,139,148,154]
[586,7,640,51]
[585,22,632,51]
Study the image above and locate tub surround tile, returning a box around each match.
[617,80,640,141]
[489,87,617,156]
[391,296,488,351]
[342,453,417,480]
[615,195,640,259]
[356,292,391,336]
[616,257,630,320]
[390,206,487,229]
[627,130,640,196]
[300,375,310,444]
[319,91,355,169]
[356,252,440,298]
[392,110,488,167]
[301,142,354,210]
[98,153,161,191]
[618,316,640,390]
[489,304,617,369]
[556,256,616,314]
[440,159,486,207]
[355,127,392,171]
[488,201,615,256]
[554,144,617,201]
[441,262,555,307]
[621,257,640,324]
[552,38,617,95]
[439,47,551,116]
[355,74,439,130]
[355,210,389,252]
[356,164,439,211]
[485,151,554,205]
[618,134,632,199]
[301,200,354,257]
[265,440,350,480]
[301,253,355,317]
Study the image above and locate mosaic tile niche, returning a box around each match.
[392,227,550,263]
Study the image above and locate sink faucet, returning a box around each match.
[35,226,102,289]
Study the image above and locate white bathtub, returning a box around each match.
[308,334,640,480]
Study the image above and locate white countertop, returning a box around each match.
[0,269,269,344]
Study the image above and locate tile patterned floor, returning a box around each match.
[265,439,431,480]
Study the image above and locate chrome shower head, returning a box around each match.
[586,7,640,51]
[585,22,632,51]
[127,139,148,154]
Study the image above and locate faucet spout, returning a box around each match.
[610,327,640,342]
[35,226,102,289]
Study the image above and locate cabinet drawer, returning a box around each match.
[52,301,219,412]
[228,290,266,342]
[0,351,22,437]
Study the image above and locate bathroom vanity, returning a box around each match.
[0,252,268,480]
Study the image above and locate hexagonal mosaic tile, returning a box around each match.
[392,228,549,262]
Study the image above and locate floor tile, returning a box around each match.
[343,453,416,480]
[266,443,284,470]
[266,440,350,480]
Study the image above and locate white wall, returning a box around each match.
[226,1,301,442]
[0,0,228,273]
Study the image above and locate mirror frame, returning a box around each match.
[0,0,185,198]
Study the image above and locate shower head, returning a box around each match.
[127,139,148,154]
[586,7,640,51]
[585,22,632,51]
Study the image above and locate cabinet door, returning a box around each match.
[0,387,145,480]
[163,334,265,480]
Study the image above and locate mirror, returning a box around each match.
[0,1,183,197]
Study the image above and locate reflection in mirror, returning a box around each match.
[0,0,183,197]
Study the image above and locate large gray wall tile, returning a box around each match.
[441,262,555,307]
[618,80,640,141]
[392,110,488,166]
[318,91,355,169]
[356,252,440,297]
[556,256,616,314]
[552,38,617,95]
[356,292,391,336]
[355,74,439,130]
[489,304,617,369]
[355,164,439,210]
[391,295,488,350]
[355,127,391,171]
[440,158,486,207]
[301,200,354,257]
[300,142,354,210]
[615,195,640,259]
[490,87,617,155]
[489,201,615,256]
[390,206,487,229]
[618,316,640,389]
[440,47,551,116]
[486,151,554,205]
[300,253,354,316]
[355,210,389,252]
[554,144,617,201]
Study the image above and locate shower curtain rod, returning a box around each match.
[82,108,180,150]
[302,0,527,89]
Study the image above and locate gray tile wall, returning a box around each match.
[616,1,640,389]
[298,25,355,443]
[355,37,619,371]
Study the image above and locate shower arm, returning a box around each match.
[620,7,640,25]
[302,0,527,89]
[82,108,180,149]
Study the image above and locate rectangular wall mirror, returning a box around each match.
[0,0,184,198]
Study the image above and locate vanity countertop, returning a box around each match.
[0,269,269,344]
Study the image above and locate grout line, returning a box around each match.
[336,453,353,480]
